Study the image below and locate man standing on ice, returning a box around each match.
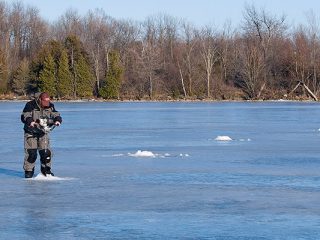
[21,92,62,178]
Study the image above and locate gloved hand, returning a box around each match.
[54,121,61,126]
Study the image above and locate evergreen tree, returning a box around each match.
[99,51,123,99]
[64,35,90,98]
[57,49,73,98]
[47,40,64,64]
[65,35,83,61]
[39,53,56,96]
[11,58,30,95]
[75,54,94,98]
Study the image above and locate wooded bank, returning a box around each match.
[1,1,320,101]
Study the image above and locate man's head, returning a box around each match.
[39,92,50,107]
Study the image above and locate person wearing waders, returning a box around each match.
[21,92,62,178]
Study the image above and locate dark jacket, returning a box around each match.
[21,99,62,136]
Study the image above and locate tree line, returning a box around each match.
[1,1,320,100]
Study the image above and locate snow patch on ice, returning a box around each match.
[28,173,74,181]
[239,138,252,142]
[128,150,156,158]
[179,153,190,157]
[215,135,233,141]
[211,136,251,142]
[110,151,190,158]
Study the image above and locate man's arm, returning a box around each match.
[51,103,62,125]
[21,102,34,126]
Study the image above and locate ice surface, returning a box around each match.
[1,101,320,239]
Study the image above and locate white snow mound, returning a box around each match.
[215,135,233,141]
[128,150,156,158]
[29,173,74,181]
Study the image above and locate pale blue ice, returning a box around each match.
[0,101,320,239]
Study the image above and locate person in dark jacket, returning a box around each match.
[21,92,62,178]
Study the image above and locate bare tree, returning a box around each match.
[82,9,113,95]
[237,38,265,99]
[242,4,287,98]
[292,30,310,83]
[218,20,234,85]
[141,17,161,98]
[8,1,25,67]
[198,26,219,98]
[178,21,197,96]
[0,48,8,93]
[52,9,83,41]
[23,6,48,59]
[305,11,320,95]
[174,42,187,98]
[0,2,9,63]
[0,2,9,93]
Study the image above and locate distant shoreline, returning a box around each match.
[0,93,318,103]
[0,98,317,103]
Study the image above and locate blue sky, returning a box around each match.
[11,0,320,28]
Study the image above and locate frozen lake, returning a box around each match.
[0,101,320,239]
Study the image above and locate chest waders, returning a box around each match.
[22,98,61,178]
